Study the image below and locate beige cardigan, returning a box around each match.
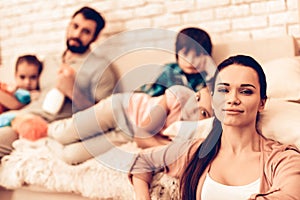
[130,137,300,199]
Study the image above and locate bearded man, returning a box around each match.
[0,6,117,158]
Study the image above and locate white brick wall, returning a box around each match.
[0,0,299,82]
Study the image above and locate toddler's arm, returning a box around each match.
[0,88,26,110]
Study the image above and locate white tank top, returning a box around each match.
[201,173,260,200]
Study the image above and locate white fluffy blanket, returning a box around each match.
[0,138,179,199]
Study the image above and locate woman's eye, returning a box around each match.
[240,89,253,95]
[217,88,228,93]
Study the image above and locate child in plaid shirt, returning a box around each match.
[139,27,213,96]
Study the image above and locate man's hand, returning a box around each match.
[56,63,75,99]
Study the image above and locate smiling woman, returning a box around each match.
[130,55,300,200]
[212,57,266,127]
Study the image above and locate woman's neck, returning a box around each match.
[220,125,261,154]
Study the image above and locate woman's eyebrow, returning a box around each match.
[217,83,256,89]
[240,84,256,89]
[217,83,229,86]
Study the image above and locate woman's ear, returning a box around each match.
[258,99,266,112]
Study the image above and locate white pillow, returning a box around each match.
[258,99,300,148]
[262,57,300,101]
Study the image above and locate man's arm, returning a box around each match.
[57,62,117,111]
[56,63,94,110]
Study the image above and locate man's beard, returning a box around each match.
[67,38,90,54]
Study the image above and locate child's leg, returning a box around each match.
[61,129,132,165]
[75,93,134,140]
[47,117,76,144]
[48,94,126,145]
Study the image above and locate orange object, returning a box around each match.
[12,114,48,141]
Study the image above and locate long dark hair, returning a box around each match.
[180,55,267,199]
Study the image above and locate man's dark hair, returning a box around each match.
[73,6,106,39]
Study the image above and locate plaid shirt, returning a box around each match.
[138,63,207,96]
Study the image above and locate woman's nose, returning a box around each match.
[227,91,241,105]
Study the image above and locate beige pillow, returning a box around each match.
[165,99,300,149]
[258,99,300,148]
[262,57,300,101]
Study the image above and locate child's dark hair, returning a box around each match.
[175,27,212,60]
[15,54,43,75]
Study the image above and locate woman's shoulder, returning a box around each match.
[262,137,300,161]
[263,137,299,151]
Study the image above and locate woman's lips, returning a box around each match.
[222,109,244,114]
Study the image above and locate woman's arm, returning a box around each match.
[132,175,152,200]
[250,147,300,199]
[129,140,199,198]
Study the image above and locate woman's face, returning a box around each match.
[212,64,265,127]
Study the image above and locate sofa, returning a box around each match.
[0,35,299,200]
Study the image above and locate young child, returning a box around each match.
[0,54,43,113]
[0,55,43,127]
[46,85,213,164]
[138,27,213,97]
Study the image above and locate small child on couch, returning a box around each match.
[11,86,213,164]
[0,54,43,127]
[0,54,43,113]
[138,27,213,97]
